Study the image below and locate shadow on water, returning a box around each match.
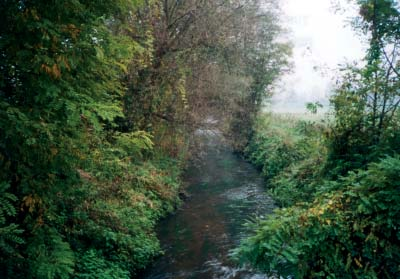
[142,129,275,279]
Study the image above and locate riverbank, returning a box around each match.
[65,143,187,277]
[235,112,400,278]
[243,113,326,206]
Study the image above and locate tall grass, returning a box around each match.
[245,112,327,206]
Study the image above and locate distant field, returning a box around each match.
[261,111,331,126]
[253,111,329,143]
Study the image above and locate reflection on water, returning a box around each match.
[142,130,275,279]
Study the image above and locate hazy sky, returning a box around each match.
[271,0,366,113]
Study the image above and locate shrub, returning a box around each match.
[245,113,326,206]
[235,156,400,278]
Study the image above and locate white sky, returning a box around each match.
[271,0,366,113]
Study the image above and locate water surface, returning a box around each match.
[143,130,275,279]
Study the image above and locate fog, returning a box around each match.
[271,0,366,113]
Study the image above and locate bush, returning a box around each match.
[67,136,183,276]
[244,113,326,206]
[75,249,130,279]
[235,156,400,278]
[270,155,325,207]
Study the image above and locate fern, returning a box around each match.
[113,131,154,159]
[27,227,75,279]
[0,182,17,221]
[75,249,130,279]
[0,182,24,255]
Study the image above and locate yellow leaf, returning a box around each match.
[354,257,363,268]
[115,62,128,74]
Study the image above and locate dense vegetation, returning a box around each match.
[3,0,398,278]
[0,0,288,278]
[236,0,400,278]
[244,114,326,207]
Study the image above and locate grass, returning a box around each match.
[245,112,327,206]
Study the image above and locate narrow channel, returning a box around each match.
[143,130,275,279]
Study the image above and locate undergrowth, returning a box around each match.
[235,112,400,278]
[244,113,326,206]
[0,132,185,278]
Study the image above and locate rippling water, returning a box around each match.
[142,130,275,279]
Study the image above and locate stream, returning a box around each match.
[142,129,275,279]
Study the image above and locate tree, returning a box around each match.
[122,0,290,152]
[0,0,136,276]
[326,0,400,176]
